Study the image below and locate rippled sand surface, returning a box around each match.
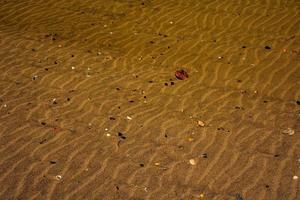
[0,0,300,199]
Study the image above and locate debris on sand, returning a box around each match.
[197,120,205,127]
[236,193,244,200]
[282,128,295,136]
[189,159,196,165]
[175,69,188,80]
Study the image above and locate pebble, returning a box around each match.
[197,120,205,127]
[293,175,298,180]
[55,175,62,180]
[3,104,7,108]
[236,194,243,200]
[189,159,196,165]
[126,116,132,120]
[265,46,271,50]
[106,133,111,137]
[282,128,295,135]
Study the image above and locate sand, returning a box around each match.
[0,0,300,199]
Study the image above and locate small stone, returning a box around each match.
[126,116,132,120]
[293,175,298,180]
[189,159,196,165]
[296,100,300,105]
[197,120,205,127]
[175,69,189,80]
[236,194,244,200]
[106,133,111,137]
[199,193,204,198]
[154,162,160,166]
[55,175,62,180]
[265,46,271,50]
[282,128,295,135]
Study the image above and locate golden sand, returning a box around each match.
[0,0,299,199]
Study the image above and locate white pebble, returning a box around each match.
[106,133,111,137]
[126,116,132,120]
[189,159,196,165]
[293,175,298,180]
[282,128,295,136]
[3,104,7,108]
[105,128,108,131]
[71,66,75,70]
[55,175,62,180]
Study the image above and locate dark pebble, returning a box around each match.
[39,139,47,144]
[236,194,243,200]
[202,153,208,158]
[170,81,175,85]
[129,100,134,103]
[296,100,300,105]
[265,185,270,188]
[242,46,246,48]
[164,83,168,86]
[67,98,70,101]
[263,100,268,103]
[50,161,56,164]
[140,163,144,167]
[41,122,46,126]
[45,68,48,71]
[150,41,154,44]
[110,117,116,120]
[274,154,280,157]
[265,46,271,50]
[118,132,126,140]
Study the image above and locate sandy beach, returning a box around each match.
[0,0,300,199]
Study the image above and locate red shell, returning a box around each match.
[175,69,188,80]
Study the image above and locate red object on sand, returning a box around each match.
[175,69,188,80]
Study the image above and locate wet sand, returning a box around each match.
[0,0,300,199]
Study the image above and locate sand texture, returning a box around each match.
[0,0,300,199]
